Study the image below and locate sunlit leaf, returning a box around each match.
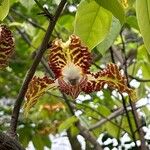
[0,0,9,21]
[136,45,150,80]
[95,0,125,24]
[126,16,139,30]
[97,17,121,55]
[136,0,150,54]
[74,0,112,50]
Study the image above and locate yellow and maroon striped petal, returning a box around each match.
[83,63,137,101]
[0,25,14,69]
[48,35,92,78]
[24,76,56,116]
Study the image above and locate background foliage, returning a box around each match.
[0,0,150,149]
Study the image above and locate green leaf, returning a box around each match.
[0,0,9,21]
[137,45,150,79]
[126,15,139,30]
[70,125,79,137]
[57,15,74,32]
[32,134,45,150]
[41,136,51,148]
[74,0,112,50]
[97,105,111,117]
[95,0,125,24]
[58,116,78,133]
[105,122,120,138]
[0,0,4,5]
[136,0,150,54]
[97,17,121,55]
[18,127,32,147]
[19,0,35,10]
[31,22,48,49]
[56,15,75,39]
[10,0,19,6]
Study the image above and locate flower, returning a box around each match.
[24,35,136,114]
[0,25,14,69]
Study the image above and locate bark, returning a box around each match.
[0,132,25,150]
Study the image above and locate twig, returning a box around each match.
[129,75,150,82]
[0,132,25,150]
[34,0,53,20]
[120,31,147,150]
[7,0,67,138]
[10,8,46,32]
[89,105,144,131]
[110,39,138,148]
[109,46,115,63]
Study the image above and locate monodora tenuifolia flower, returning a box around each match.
[24,35,136,115]
[0,25,14,69]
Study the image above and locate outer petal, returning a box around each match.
[48,35,92,78]
[83,63,137,101]
[24,76,56,116]
[0,25,14,69]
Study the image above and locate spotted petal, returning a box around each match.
[0,25,14,69]
[83,63,137,101]
[24,76,56,116]
[48,35,92,78]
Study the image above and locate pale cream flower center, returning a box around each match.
[62,63,82,85]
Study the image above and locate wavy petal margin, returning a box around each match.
[24,76,56,116]
[83,63,137,101]
[48,35,92,78]
[0,25,14,69]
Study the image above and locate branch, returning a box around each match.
[89,105,144,130]
[76,102,131,136]
[62,94,103,150]
[7,0,67,138]
[129,75,150,82]
[0,132,25,150]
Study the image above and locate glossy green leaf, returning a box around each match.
[74,0,112,50]
[95,0,125,24]
[136,0,150,54]
[0,0,9,21]
[97,17,121,55]
[58,116,78,133]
